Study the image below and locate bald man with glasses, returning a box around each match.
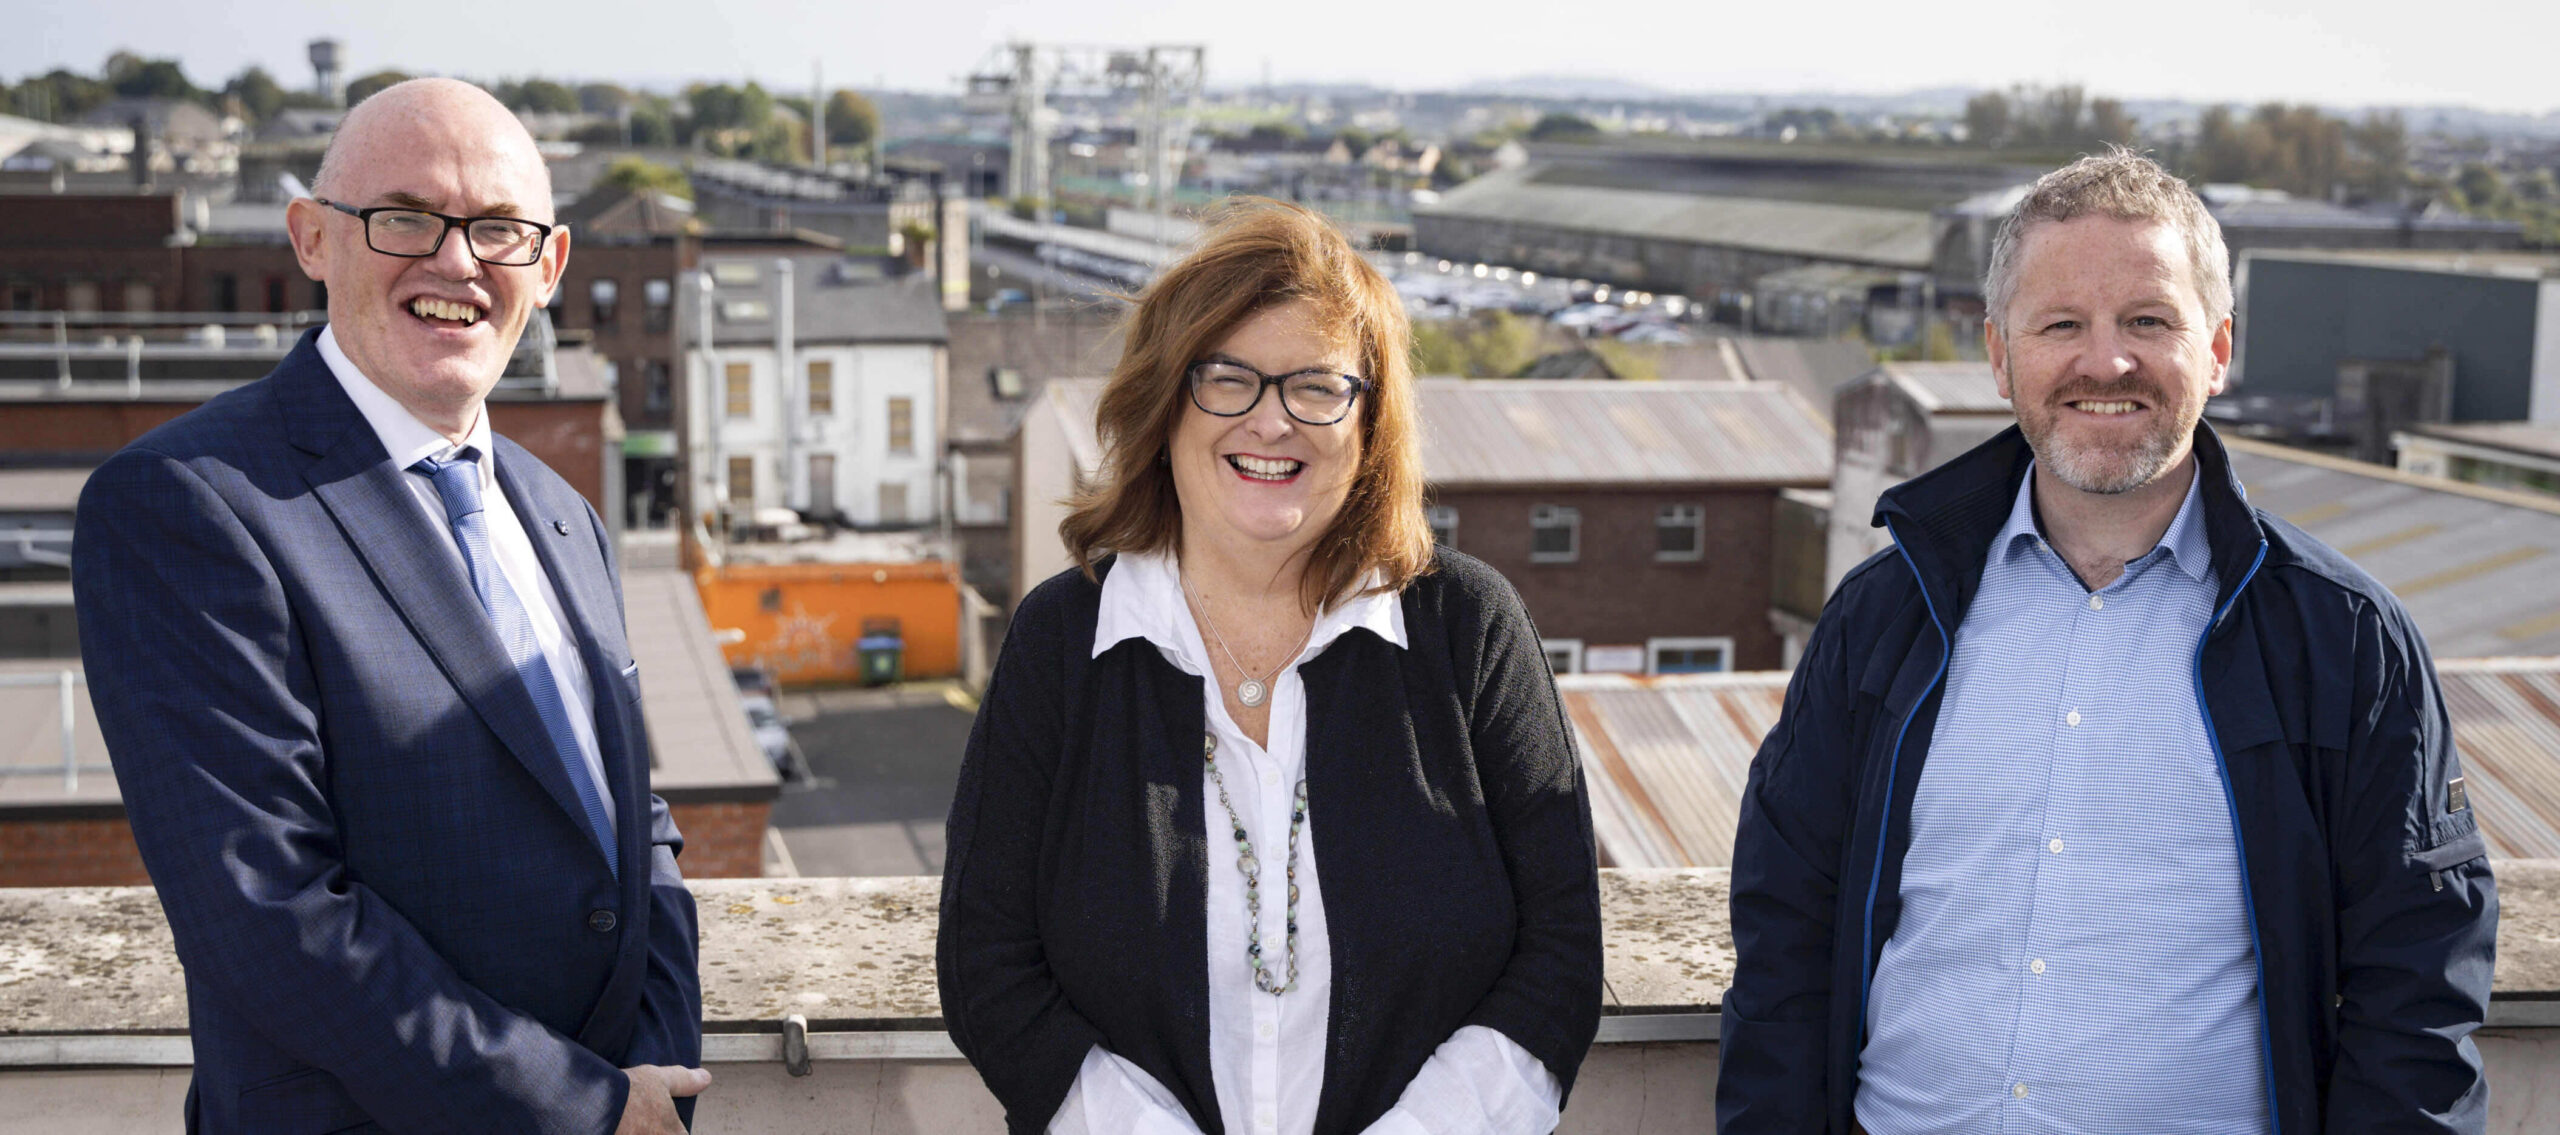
[75,78,707,1134]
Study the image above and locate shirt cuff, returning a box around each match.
[1364,1024,1563,1134]
[1050,1045,1203,1135]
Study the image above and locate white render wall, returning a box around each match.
[712,342,943,525]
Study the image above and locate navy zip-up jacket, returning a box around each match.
[1718,423,2497,1134]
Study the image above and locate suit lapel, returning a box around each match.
[280,344,604,852]
[493,444,645,830]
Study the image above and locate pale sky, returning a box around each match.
[12,0,2557,115]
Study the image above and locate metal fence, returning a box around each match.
[0,669,103,791]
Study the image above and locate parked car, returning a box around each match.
[739,693,792,771]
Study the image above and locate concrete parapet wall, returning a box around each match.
[4,866,2557,1132]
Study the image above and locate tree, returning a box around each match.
[600,156,691,200]
[626,105,676,147]
[1526,112,1599,142]
[824,89,879,149]
[17,68,114,121]
[2087,98,2136,148]
[345,70,413,106]
[2346,111,2410,202]
[2454,162,2511,213]
[686,82,772,136]
[576,83,633,116]
[107,56,205,103]
[510,79,579,115]
[223,66,288,122]
[1964,91,2011,147]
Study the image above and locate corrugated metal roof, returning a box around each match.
[1563,663,2560,867]
[1859,365,2560,656]
[2221,437,2560,657]
[1417,165,1937,270]
[2406,421,2560,464]
[1562,672,1785,869]
[1416,379,1832,487]
[1880,361,2009,415]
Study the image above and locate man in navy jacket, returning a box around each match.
[1719,149,2496,1133]
[74,79,705,1133]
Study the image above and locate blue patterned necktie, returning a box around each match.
[413,447,618,876]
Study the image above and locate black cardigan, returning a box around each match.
[937,549,1604,1134]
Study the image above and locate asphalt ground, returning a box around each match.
[766,682,980,878]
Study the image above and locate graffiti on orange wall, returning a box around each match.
[696,561,962,685]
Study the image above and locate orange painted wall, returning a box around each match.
[696,562,962,684]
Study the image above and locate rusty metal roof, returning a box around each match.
[1416,379,1832,488]
[1565,662,2560,867]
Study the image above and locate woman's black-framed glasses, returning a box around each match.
[1186,361,1369,426]
[313,198,555,267]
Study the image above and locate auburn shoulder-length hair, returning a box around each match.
[1060,197,1432,614]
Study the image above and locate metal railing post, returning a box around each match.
[59,670,78,792]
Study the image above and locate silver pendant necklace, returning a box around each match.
[1181,569,1311,709]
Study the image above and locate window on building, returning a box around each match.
[264,276,287,313]
[1648,637,1732,675]
[212,273,238,312]
[644,361,672,414]
[879,481,909,523]
[727,456,754,507]
[64,281,99,314]
[122,281,154,314]
[989,366,1026,400]
[643,278,673,333]
[1530,504,1579,563]
[1541,639,1583,675]
[888,396,914,454]
[1657,503,1705,562]
[807,359,834,416]
[720,299,771,323]
[3,284,33,312]
[725,362,753,419]
[1427,504,1459,548]
[711,261,760,286]
[590,278,619,329]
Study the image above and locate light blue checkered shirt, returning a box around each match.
[1856,462,2269,1135]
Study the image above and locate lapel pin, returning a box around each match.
[553,520,571,535]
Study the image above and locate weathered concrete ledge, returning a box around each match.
[4,863,2553,1049]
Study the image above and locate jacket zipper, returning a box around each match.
[2195,538,2277,1133]
[1858,519,1953,1046]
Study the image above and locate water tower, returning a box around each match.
[309,39,344,106]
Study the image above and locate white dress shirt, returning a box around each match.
[1050,550,1560,1135]
[317,326,614,830]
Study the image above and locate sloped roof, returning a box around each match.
[1416,164,1937,270]
[1416,379,1832,487]
[1564,663,2560,868]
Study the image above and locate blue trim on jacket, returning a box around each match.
[1717,422,2497,1135]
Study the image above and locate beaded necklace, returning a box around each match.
[1204,730,1306,995]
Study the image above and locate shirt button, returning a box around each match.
[1258,1111,1276,1130]
[2049,838,2065,854]
[2030,957,2046,975]
[2013,1082,2030,1099]
[2088,594,2104,611]
[587,909,617,933]
[1257,1021,1274,1039]
[2065,709,2081,727]
[1262,769,1279,787]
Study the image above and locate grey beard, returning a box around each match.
[2029,415,2185,495]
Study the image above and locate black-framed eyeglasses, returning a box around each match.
[1186,361,1370,426]
[313,197,557,267]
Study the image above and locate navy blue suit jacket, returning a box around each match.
[73,329,702,1134]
